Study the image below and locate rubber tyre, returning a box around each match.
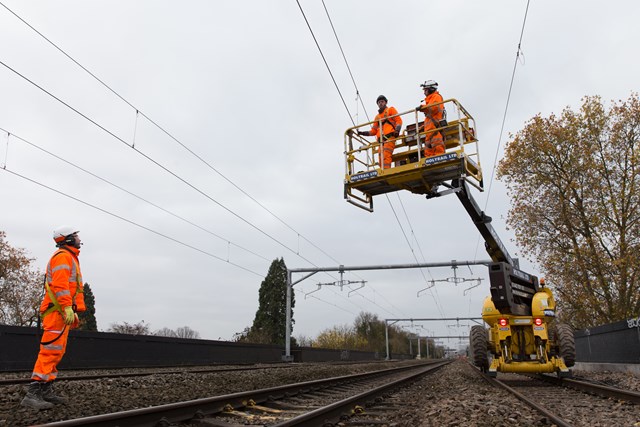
[470,325,489,372]
[555,323,576,367]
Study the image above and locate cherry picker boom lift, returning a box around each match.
[343,98,575,376]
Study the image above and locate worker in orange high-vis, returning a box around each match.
[357,95,402,169]
[418,80,446,157]
[21,226,86,410]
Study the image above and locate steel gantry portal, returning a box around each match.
[283,259,492,361]
[384,317,482,360]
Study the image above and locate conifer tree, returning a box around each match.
[245,258,294,345]
[78,283,98,331]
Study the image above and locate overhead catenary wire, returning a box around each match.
[296,0,416,318]
[395,193,433,282]
[485,0,531,209]
[294,2,377,282]
[0,58,353,276]
[386,193,446,318]
[394,193,448,317]
[0,126,271,263]
[0,6,395,324]
[321,0,370,123]
[314,1,445,317]
[474,0,531,262]
[0,0,351,282]
[295,0,356,127]
[1,127,394,323]
[1,131,8,168]
[1,74,400,326]
[13,0,411,321]
[3,2,408,320]
[0,167,264,277]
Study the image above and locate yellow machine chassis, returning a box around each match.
[344,98,483,211]
[483,314,570,377]
[488,358,569,375]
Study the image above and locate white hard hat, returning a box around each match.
[421,80,438,90]
[53,225,79,244]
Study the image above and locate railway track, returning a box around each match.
[31,361,449,427]
[6,360,638,426]
[0,364,298,386]
[487,372,640,426]
[0,360,392,386]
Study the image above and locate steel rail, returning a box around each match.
[472,366,640,427]
[33,361,445,427]
[1,360,389,386]
[272,361,448,426]
[486,376,573,427]
[0,364,296,386]
[535,374,640,405]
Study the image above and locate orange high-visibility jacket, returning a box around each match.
[422,91,444,126]
[370,106,402,139]
[40,246,85,313]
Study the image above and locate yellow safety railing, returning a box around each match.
[344,98,483,211]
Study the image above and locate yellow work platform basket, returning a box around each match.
[344,98,483,211]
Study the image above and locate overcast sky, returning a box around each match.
[1,1,638,347]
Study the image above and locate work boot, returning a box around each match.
[41,381,68,405]
[21,381,54,410]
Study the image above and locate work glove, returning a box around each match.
[394,126,401,137]
[357,130,367,136]
[63,306,75,325]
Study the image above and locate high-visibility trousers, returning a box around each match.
[31,311,70,382]
[423,121,444,158]
[381,140,395,169]
[372,139,395,169]
[424,139,445,157]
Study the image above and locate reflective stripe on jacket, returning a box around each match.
[40,246,86,313]
[422,91,444,125]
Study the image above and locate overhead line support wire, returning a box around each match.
[475,0,530,261]
[386,193,445,318]
[3,1,399,318]
[312,1,436,316]
[0,58,330,274]
[485,0,531,208]
[0,167,263,277]
[0,1,347,276]
[292,0,381,290]
[0,126,271,263]
[296,0,355,127]
[6,1,398,315]
[321,0,370,123]
[394,195,452,315]
[319,4,428,300]
[2,131,8,168]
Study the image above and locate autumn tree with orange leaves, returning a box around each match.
[498,94,640,328]
[0,231,42,326]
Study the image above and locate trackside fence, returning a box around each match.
[575,317,640,364]
[0,325,399,371]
